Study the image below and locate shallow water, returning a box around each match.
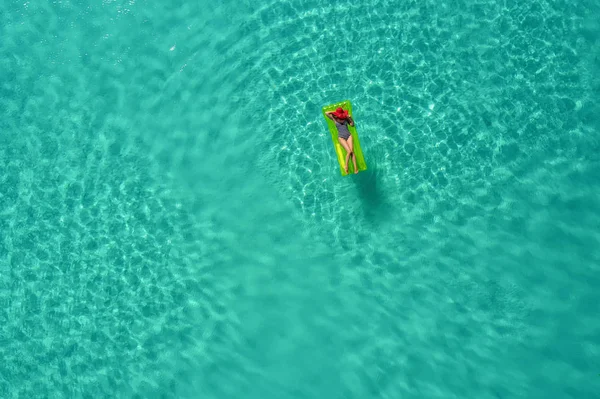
[1,0,599,398]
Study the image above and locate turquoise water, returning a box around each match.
[1,0,599,397]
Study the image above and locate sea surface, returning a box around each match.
[1,0,599,398]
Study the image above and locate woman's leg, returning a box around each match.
[347,136,358,173]
[338,137,351,173]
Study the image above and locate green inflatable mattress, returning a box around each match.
[322,100,367,176]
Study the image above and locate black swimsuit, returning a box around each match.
[334,119,351,140]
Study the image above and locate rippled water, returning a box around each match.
[1,0,599,398]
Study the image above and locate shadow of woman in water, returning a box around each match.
[353,158,391,225]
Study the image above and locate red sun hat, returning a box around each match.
[332,107,349,119]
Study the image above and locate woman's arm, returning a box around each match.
[348,116,355,126]
[325,111,335,121]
